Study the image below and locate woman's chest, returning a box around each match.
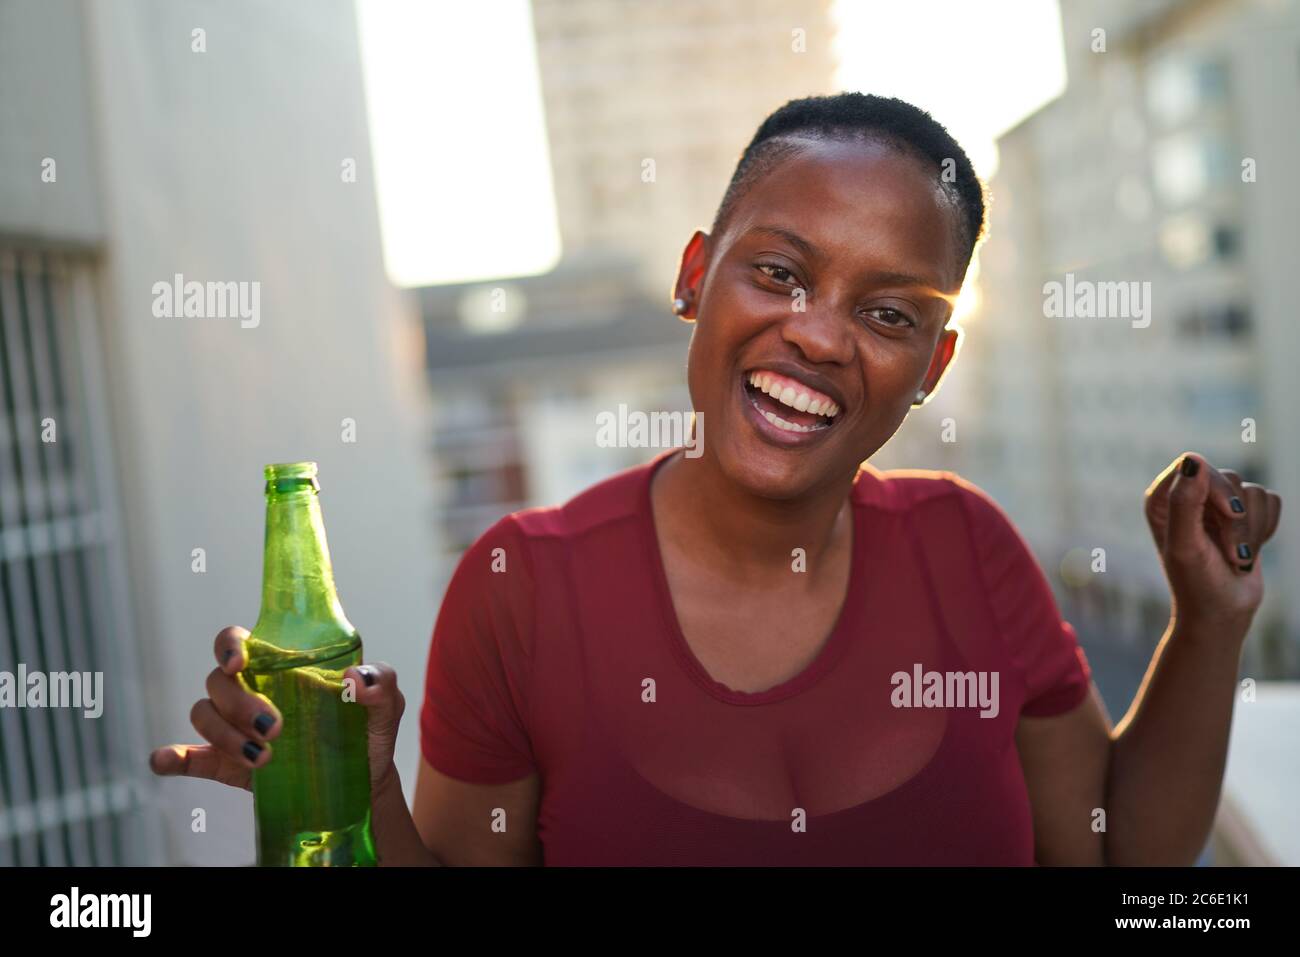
[533,711,1039,865]
[526,518,1036,864]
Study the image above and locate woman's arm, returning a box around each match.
[1105,616,1248,864]
[409,758,543,866]
[365,758,543,866]
[1017,622,1246,866]
[1019,452,1280,866]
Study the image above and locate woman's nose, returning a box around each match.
[778,297,854,365]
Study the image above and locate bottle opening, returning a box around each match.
[264,461,320,495]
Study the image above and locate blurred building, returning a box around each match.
[419,0,841,576]
[419,256,692,581]
[0,0,437,864]
[956,0,1300,677]
[531,0,839,300]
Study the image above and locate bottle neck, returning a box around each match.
[258,489,343,621]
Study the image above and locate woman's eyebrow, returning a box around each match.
[748,224,823,261]
[746,224,958,303]
[860,270,960,304]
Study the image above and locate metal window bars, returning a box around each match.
[0,245,159,865]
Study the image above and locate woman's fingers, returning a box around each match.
[1165,454,1214,563]
[1263,488,1282,544]
[1201,463,1253,570]
[344,663,405,733]
[205,665,281,743]
[190,697,271,769]
[148,625,272,794]
[148,743,252,791]
[214,624,249,674]
[343,662,405,787]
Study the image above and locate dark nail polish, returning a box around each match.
[1230,497,1245,513]
[1180,456,1199,477]
[222,648,235,664]
[242,741,263,763]
[361,667,376,688]
[1237,543,1252,560]
[1240,562,1255,573]
[253,712,274,735]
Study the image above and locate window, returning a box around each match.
[1177,302,1252,339]
[1146,55,1229,127]
[1152,132,1231,206]
[0,246,153,865]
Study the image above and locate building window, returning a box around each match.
[1152,132,1231,206]
[0,246,152,865]
[1177,302,1253,339]
[1146,55,1229,127]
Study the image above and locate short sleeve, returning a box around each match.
[954,481,1092,718]
[419,515,538,784]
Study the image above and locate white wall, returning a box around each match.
[0,0,103,244]
[71,0,437,863]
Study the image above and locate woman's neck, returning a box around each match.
[650,449,856,583]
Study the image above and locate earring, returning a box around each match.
[912,389,927,406]
[672,297,688,316]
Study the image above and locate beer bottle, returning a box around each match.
[243,462,376,866]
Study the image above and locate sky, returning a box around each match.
[356,0,1067,290]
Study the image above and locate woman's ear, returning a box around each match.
[919,326,961,397]
[671,230,712,319]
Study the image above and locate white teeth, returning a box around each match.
[746,370,840,419]
[762,410,814,433]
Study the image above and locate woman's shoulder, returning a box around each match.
[853,464,1028,556]
[479,454,659,549]
[854,461,997,514]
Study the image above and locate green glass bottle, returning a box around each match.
[243,462,376,866]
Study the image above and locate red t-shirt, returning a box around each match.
[419,449,1092,865]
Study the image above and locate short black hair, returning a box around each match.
[711,92,987,282]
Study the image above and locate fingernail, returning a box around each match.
[1230,497,1245,513]
[360,666,376,688]
[1237,543,1252,560]
[242,741,263,763]
[222,648,235,665]
[1240,561,1255,573]
[1180,456,1199,477]
[253,713,275,735]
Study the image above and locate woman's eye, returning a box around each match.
[862,307,915,329]
[756,263,797,284]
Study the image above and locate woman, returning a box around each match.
[151,93,1282,865]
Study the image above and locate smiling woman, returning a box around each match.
[410,96,1100,863]
[153,92,1283,869]
[404,92,1280,866]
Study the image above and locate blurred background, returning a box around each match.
[0,0,1295,866]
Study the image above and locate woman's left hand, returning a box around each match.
[1144,452,1282,634]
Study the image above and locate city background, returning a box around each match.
[0,0,1295,865]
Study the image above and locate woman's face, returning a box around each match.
[676,137,964,500]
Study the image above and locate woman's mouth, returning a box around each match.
[741,369,842,444]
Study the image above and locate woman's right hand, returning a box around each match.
[148,625,405,796]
